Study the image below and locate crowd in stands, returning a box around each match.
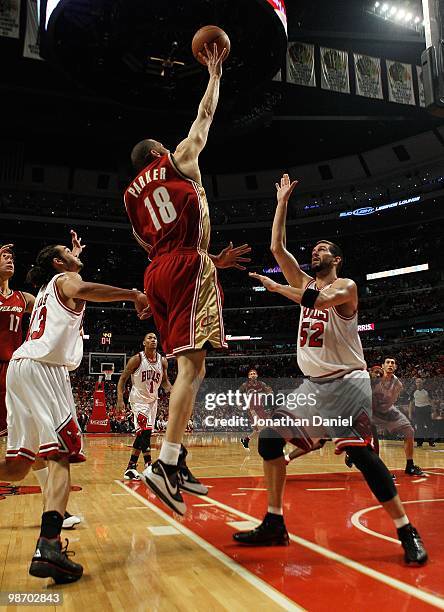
[71,339,444,434]
[2,162,443,224]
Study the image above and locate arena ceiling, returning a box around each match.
[1,0,442,174]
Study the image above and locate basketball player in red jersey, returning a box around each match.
[233,175,427,565]
[0,244,35,435]
[124,43,250,515]
[0,233,85,529]
[239,369,272,450]
[372,358,423,475]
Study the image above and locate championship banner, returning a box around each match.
[417,65,426,107]
[273,69,282,82]
[354,53,383,100]
[320,47,350,94]
[0,0,20,39]
[23,0,43,60]
[386,60,415,105]
[287,42,316,88]
[87,381,111,433]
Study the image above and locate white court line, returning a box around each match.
[193,503,215,507]
[232,493,247,496]
[305,488,346,492]
[127,506,151,510]
[201,493,444,610]
[115,481,304,612]
[238,487,267,491]
[412,478,428,483]
[351,498,444,545]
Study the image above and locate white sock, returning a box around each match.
[268,506,283,516]
[284,454,291,463]
[394,515,410,529]
[33,467,49,491]
[159,441,181,466]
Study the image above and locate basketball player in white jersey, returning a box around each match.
[1,232,84,529]
[117,332,171,479]
[233,174,427,565]
[0,242,149,583]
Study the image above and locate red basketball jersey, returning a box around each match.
[124,153,211,259]
[0,290,27,361]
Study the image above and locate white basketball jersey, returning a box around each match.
[12,274,84,371]
[129,352,163,405]
[297,279,366,379]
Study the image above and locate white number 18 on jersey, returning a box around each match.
[144,187,177,231]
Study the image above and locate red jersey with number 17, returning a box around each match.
[0,290,27,362]
[123,153,211,259]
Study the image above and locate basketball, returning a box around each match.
[192,25,231,65]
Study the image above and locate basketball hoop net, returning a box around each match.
[103,369,113,381]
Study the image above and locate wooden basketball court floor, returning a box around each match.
[1,434,443,611]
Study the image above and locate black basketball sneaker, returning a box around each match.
[29,537,83,583]
[141,459,186,515]
[178,445,208,495]
[233,516,290,546]
[405,464,425,476]
[397,524,428,565]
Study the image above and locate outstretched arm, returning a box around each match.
[56,273,150,318]
[249,273,357,310]
[270,175,312,289]
[173,43,228,182]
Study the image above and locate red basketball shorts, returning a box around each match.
[144,249,227,358]
[0,361,8,435]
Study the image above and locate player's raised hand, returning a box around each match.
[249,272,279,292]
[276,174,298,205]
[199,42,228,77]
[70,229,86,257]
[213,242,252,270]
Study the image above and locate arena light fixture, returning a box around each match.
[368,1,423,32]
[366,263,429,281]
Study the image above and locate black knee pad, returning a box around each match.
[139,430,152,452]
[258,428,286,461]
[346,445,397,503]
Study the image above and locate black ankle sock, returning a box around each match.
[128,454,139,469]
[40,511,63,540]
[406,459,414,468]
[143,452,152,465]
[264,512,284,525]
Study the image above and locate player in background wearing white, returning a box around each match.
[117,333,208,493]
[0,233,84,529]
[0,242,149,583]
[233,175,427,565]
[410,378,436,447]
[117,332,171,480]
